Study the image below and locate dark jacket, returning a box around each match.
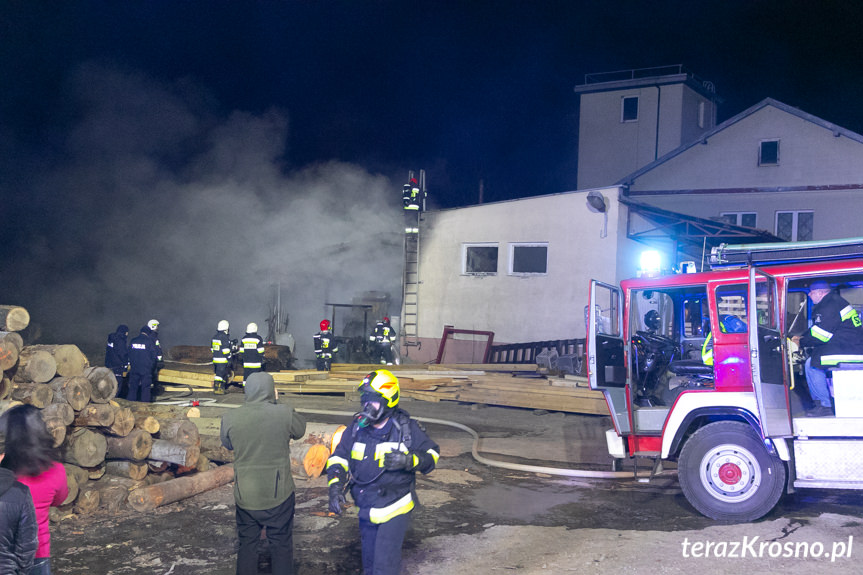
[239,332,265,369]
[128,331,159,375]
[220,372,307,511]
[326,409,439,524]
[801,292,863,369]
[105,325,129,370]
[142,326,163,363]
[370,323,396,344]
[212,331,232,365]
[0,468,38,574]
[313,330,338,358]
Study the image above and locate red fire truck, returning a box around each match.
[587,238,863,521]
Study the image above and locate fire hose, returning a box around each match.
[154,394,657,480]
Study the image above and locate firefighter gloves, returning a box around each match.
[383,450,417,471]
[328,484,347,515]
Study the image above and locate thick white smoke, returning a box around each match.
[1,63,403,365]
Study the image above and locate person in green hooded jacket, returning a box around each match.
[220,371,307,574]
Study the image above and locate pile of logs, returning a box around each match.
[1,304,232,517]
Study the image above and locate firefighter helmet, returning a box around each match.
[217,320,229,332]
[246,322,258,334]
[358,369,400,409]
[320,319,330,331]
[382,317,390,325]
[147,319,159,331]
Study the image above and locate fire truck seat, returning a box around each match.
[667,359,714,377]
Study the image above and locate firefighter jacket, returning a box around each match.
[143,326,163,363]
[326,409,439,524]
[402,183,420,210]
[314,330,338,358]
[128,332,159,375]
[240,332,265,369]
[800,292,863,369]
[105,325,129,370]
[220,372,307,511]
[370,323,396,345]
[212,331,232,365]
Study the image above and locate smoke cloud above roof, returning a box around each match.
[0,62,403,364]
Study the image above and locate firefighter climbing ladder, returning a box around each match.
[401,170,425,352]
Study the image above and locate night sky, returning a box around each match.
[2,1,863,357]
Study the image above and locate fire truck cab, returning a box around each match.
[587,238,863,521]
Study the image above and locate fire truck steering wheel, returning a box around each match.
[633,330,677,351]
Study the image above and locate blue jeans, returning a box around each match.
[805,357,832,408]
[30,557,51,575]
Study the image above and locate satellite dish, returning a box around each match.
[586,191,607,213]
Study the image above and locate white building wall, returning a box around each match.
[410,187,639,361]
[628,106,863,190]
[631,189,863,243]
[626,104,863,241]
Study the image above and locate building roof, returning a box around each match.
[616,97,863,187]
[573,64,720,101]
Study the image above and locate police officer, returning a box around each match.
[794,280,863,416]
[326,370,439,575]
[105,324,129,387]
[212,320,233,395]
[239,322,265,385]
[369,317,397,365]
[127,326,160,402]
[314,319,339,371]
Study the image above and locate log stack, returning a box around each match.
[1,304,227,516]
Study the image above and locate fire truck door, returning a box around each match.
[587,280,630,434]
[748,267,792,437]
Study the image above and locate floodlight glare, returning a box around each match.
[639,250,662,274]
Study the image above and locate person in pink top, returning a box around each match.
[1,405,68,575]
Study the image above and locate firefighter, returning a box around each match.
[212,320,234,395]
[143,319,164,364]
[326,370,439,575]
[314,319,339,371]
[701,313,747,366]
[105,324,129,394]
[369,317,397,365]
[794,280,863,416]
[402,177,420,211]
[127,326,160,402]
[239,322,265,385]
[403,178,421,234]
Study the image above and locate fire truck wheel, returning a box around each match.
[678,421,786,522]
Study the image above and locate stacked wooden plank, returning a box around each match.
[157,367,355,394]
[157,360,608,415]
[330,363,608,414]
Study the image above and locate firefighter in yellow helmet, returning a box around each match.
[326,370,439,575]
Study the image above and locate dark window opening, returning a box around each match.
[512,245,547,274]
[465,245,498,274]
[759,140,779,165]
[622,96,639,122]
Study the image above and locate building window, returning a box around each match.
[720,212,757,228]
[697,101,706,129]
[759,140,780,165]
[775,211,813,241]
[463,243,498,275]
[509,243,548,275]
[621,96,639,122]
